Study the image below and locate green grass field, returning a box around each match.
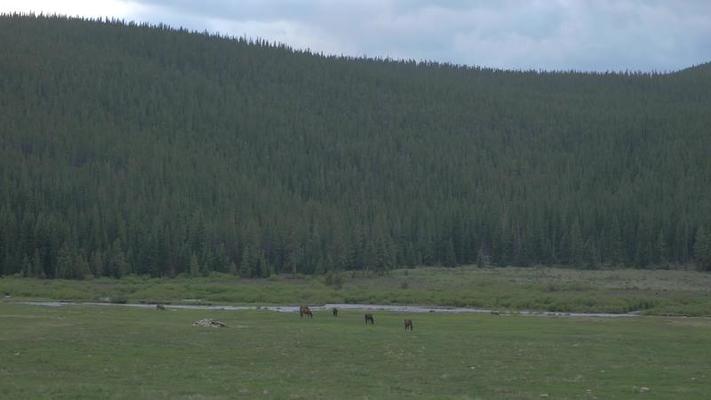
[1,302,710,399]
[2,266,711,316]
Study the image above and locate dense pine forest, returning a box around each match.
[1,14,710,279]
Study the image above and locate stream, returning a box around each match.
[16,300,641,318]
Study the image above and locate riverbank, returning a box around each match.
[16,300,643,319]
[2,266,710,316]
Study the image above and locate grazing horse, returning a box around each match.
[332,308,338,317]
[404,319,413,331]
[299,305,313,318]
[364,313,375,325]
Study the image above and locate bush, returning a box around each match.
[324,272,344,289]
[109,295,128,304]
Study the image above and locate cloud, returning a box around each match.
[2,0,710,71]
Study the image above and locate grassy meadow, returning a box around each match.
[1,302,709,399]
[2,266,711,316]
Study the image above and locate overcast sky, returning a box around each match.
[3,0,710,72]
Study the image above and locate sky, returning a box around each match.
[2,0,711,72]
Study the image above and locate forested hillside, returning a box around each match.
[1,15,710,279]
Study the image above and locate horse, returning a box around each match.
[404,319,413,331]
[364,313,375,325]
[332,308,338,317]
[299,305,313,318]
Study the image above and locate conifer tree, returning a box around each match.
[693,227,711,271]
[239,245,254,278]
[189,253,201,277]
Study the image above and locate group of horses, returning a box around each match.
[299,305,413,331]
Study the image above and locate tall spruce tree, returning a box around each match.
[694,227,711,271]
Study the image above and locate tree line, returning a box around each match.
[1,14,710,279]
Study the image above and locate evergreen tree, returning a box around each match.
[21,255,31,277]
[90,250,104,277]
[56,243,75,279]
[569,219,584,267]
[75,253,91,279]
[442,239,457,268]
[693,227,711,271]
[228,261,238,275]
[189,253,201,277]
[108,241,130,278]
[656,229,668,265]
[31,249,44,278]
[239,245,254,278]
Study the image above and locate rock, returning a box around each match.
[156,304,166,311]
[192,318,227,328]
[640,387,650,393]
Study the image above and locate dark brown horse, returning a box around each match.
[404,319,413,331]
[299,305,313,318]
[364,313,375,325]
[332,308,338,317]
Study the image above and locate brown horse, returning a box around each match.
[299,305,313,318]
[332,308,338,317]
[404,319,413,331]
[364,313,375,325]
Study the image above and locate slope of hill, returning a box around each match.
[1,15,710,278]
[675,62,711,76]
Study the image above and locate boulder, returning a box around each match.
[192,318,227,328]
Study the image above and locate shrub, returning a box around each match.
[110,295,128,304]
[324,272,344,289]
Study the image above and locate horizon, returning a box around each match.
[2,0,711,73]
[3,12,710,75]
